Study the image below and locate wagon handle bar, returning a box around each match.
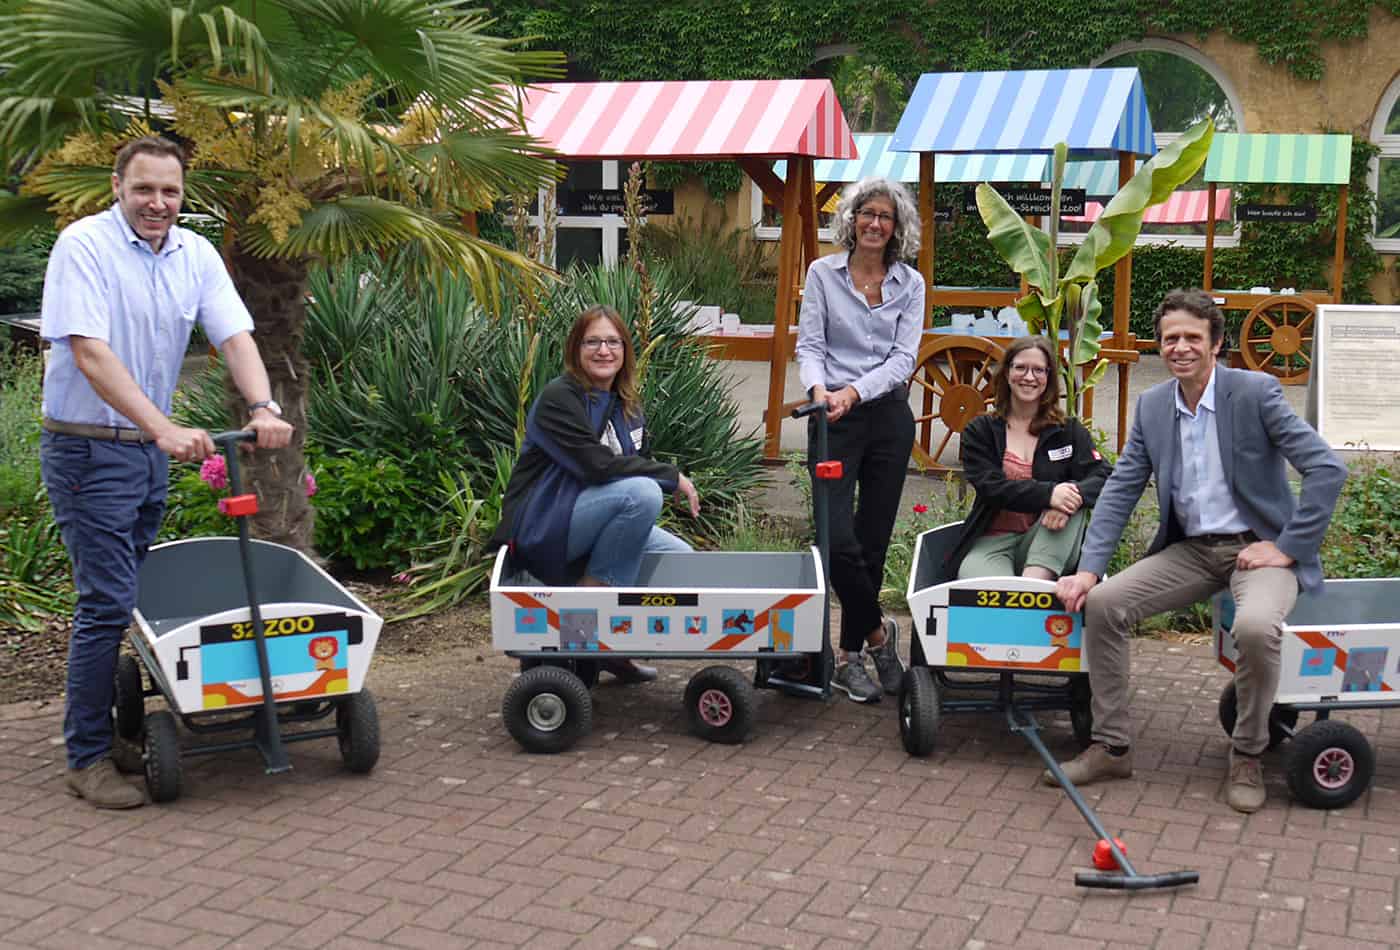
[790,401,828,419]
[212,429,257,447]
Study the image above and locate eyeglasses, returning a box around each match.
[856,209,895,225]
[1009,364,1048,379]
[582,337,625,351]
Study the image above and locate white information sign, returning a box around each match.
[1313,305,1400,450]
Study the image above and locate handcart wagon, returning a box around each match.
[122,432,382,803]
[903,520,1198,890]
[490,402,841,753]
[1214,578,1400,809]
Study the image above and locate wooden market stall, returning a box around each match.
[516,79,857,457]
[1201,133,1352,385]
[889,68,1159,464]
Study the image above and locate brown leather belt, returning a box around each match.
[43,418,154,444]
[1193,530,1258,547]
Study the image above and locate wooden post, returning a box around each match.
[1332,184,1349,302]
[763,157,810,458]
[1203,184,1216,292]
[919,152,935,324]
[1110,150,1136,451]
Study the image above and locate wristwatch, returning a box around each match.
[248,399,283,417]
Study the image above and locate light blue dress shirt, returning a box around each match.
[1171,369,1251,536]
[796,251,926,403]
[40,205,253,427]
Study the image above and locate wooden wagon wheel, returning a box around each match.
[1239,295,1316,386]
[910,336,1005,472]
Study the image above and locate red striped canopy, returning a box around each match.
[518,80,858,160]
[1063,189,1232,225]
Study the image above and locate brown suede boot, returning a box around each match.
[65,757,145,809]
[1042,742,1134,787]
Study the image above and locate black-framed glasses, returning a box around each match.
[856,209,895,225]
[582,337,625,351]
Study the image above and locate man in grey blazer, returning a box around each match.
[1051,289,1346,813]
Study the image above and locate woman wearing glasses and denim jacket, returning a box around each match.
[949,335,1113,581]
[795,176,925,704]
[492,305,700,681]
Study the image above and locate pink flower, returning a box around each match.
[393,572,412,585]
[304,471,318,498]
[912,503,928,514]
[199,454,228,490]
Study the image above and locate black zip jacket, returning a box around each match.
[490,374,679,556]
[946,413,1113,577]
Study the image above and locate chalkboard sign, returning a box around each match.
[966,187,1086,217]
[559,189,675,216]
[1237,204,1317,223]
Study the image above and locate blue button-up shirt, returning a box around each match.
[40,205,253,427]
[795,251,925,403]
[1171,369,1250,536]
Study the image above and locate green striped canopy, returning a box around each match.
[1203,133,1352,185]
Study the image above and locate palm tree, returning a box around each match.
[0,0,561,550]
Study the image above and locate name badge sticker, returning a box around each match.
[1048,445,1073,462]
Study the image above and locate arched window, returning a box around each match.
[1072,40,1242,248]
[1370,76,1400,252]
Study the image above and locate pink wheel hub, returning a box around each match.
[1313,747,1355,790]
[697,689,733,727]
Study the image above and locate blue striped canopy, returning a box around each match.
[1060,160,1131,196]
[890,68,1157,158]
[773,134,1048,183]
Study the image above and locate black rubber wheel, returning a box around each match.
[519,656,600,689]
[684,666,755,744]
[1285,720,1374,809]
[113,654,145,740]
[503,666,593,753]
[1218,680,1299,751]
[898,667,940,757]
[1069,676,1093,749]
[143,710,182,804]
[337,690,381,774]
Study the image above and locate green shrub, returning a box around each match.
[157,466,234,543]
[880,476,973,610]
[1322,454,1400,579]
[0,231,54,315]
[310,453,444,572]
[0,347,43,516]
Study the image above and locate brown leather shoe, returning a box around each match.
[1226,750,1266,813]
[1043,742,1134,787]
[65,757,144,809]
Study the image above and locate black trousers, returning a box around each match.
[809,393,915,652]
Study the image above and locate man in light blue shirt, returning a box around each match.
[1052,289,1345,814]
[40,136,292,809]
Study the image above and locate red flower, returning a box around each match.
[912,503,928,514]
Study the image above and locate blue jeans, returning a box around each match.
[566,477,691,585]
[41,432,167,769]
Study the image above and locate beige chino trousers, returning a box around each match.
[1084,537,1298,755]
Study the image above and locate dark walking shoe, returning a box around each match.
[867,617,904,695]
[65,757,144,809]
[833,656,882,703]
[1042,742,1133,787]
[111,735,145,775]
[1226,750,1266,813]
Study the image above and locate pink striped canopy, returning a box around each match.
[518,80,858,160]
[1064,189,1232,225]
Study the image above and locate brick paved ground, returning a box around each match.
[4,636,1400,950]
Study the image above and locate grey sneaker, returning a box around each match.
[1042,742,1133,787]
[1226,750,1266,814]
[65,757,144,809]
[867,617,904,695]
[833,655,882,703]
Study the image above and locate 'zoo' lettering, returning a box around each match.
[230,615,316,639]
[640,595,677,607]
[953,589,1061,611]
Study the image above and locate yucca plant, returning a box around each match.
[976,118,1215,415]
[0,0,563,550]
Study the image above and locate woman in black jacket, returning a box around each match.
[948,335,1112,580]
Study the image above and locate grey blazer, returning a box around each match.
[1079,366,1346,593]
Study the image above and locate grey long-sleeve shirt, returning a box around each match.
[795,251,926,402]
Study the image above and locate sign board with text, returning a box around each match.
[1311,305,1400,450]
[559,189,675,216]
[1237,203,1318,223]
